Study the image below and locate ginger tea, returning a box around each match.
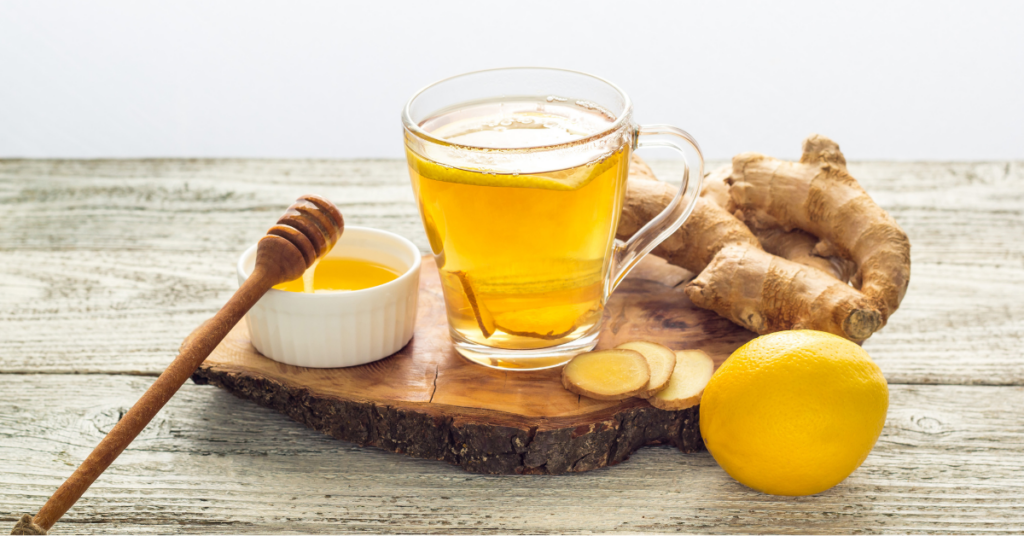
[408,99,631,360]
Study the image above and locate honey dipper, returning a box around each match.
[11,195,344,536]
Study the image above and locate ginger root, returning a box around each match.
[647,350,714,411]
[620,177,882,340]
[561,349,650,400]
[701,165,857,283]
[619,135,909,341]
[616,341,676,398]
[727,135,911,322]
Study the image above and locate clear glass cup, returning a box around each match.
[403,67,703,370]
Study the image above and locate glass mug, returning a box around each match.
[403,67,703,370]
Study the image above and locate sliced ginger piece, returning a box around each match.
[450,271,496,338]
[493,303,599,341]
[616,341,677,398]
[648,350,714,411]
[561,349,650,401]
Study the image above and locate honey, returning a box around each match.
[273,257,401,293]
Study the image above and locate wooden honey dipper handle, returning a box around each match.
[13,195,344,535]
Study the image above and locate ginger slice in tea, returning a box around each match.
[492,303,600,341]
[451,270,496,338]
[449,268,603,342]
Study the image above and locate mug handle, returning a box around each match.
[608,124,705,291]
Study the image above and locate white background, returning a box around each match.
[1,0,1022,160]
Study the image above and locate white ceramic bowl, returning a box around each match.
[237,226,421,368]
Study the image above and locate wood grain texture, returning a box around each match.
[1,159,1022,384]
[191,255,752,475]
[3,375,1022,534]
[2,158,1023,533]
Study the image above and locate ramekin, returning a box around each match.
[236,226,421,368]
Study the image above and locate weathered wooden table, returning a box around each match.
[2,159,1022,534]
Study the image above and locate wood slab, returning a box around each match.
[193,255,755,474]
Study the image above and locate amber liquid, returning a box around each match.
[273,257,400,293]
[408,100,630,354]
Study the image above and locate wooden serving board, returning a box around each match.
[193,255,755,474]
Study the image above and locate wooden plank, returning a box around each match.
[2,374,1022,534]
[1,159,1023,384]
[844,162,1024,385]
[0,159,428,375]
[187,256,750,475]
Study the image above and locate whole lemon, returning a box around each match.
[700,330,888,496]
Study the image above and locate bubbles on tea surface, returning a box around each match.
[425,98,613,149]
[574,100,616,122]
[419,97,622,174]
